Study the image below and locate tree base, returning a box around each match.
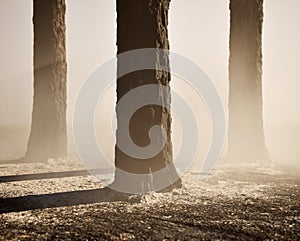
[110,167,182,194]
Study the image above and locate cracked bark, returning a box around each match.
[114,0,181,192]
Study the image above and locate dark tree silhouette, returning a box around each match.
[26,0,67,161]
[113,0,181,192]
[228,0,268,161]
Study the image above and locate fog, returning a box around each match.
[0,0,299,168]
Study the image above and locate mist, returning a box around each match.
[0,0,299,168]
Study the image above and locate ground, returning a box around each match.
[0,159,299,240]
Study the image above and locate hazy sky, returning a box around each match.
[0,0,299,162]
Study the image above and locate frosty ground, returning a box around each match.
[0,159,299,240]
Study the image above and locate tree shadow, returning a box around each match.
[0,169,113,183]
[0,187,133,214]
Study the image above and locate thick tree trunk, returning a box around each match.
[228,0,268,161]
[114,0,181,192]
[25,0,67,161]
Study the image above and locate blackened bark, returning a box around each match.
[114,0,181,191]
[26,0,67,161]
[228,0,268,161]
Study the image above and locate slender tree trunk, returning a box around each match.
[228,0,268,161]
[114,0,181,192]
[25,0,67,161]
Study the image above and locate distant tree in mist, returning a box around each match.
[113,0,181,192]
[25,0,67,161]
[228,0,269,161]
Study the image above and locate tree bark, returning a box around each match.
[228,0,268,161]
[25,0,67,161]
[114,0,181,192]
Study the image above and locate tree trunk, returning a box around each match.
[228,0,268,161]
[25,0,67,161]
[114,0,181,192]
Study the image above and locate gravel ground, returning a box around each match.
[0,159,299,240]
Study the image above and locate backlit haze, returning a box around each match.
[0,0,299,168]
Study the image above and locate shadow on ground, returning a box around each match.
[0,187,132,214]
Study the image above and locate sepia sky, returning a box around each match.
[0,0,299,163]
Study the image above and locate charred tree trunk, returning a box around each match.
[25,0,67,161]
[228,0,268,162]
[114,0,181,192]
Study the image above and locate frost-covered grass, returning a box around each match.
[0,158,299,240]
